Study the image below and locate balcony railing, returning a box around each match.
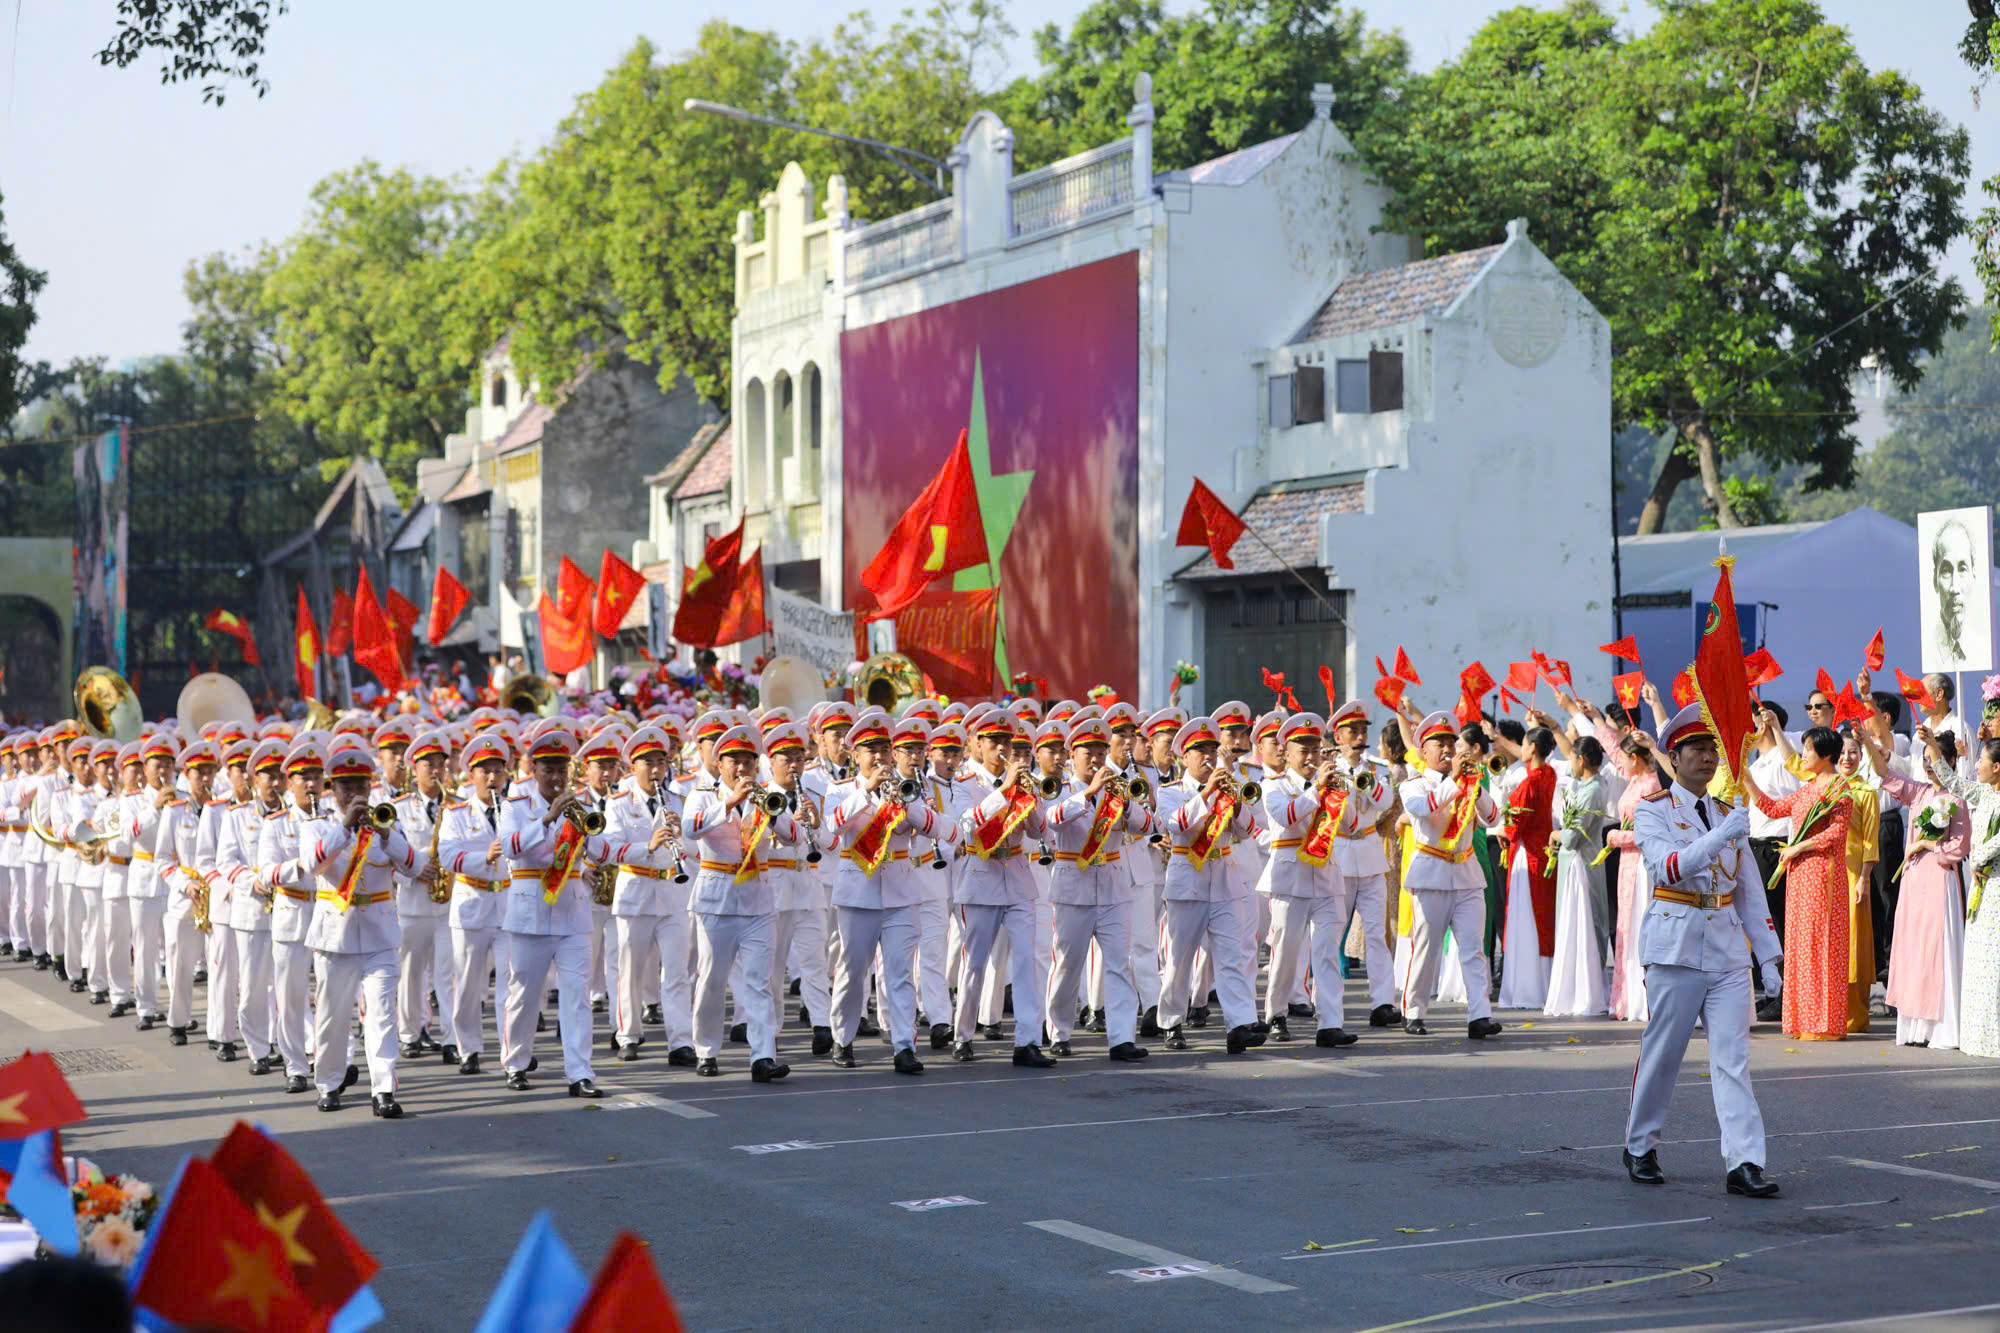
[843,198,958,288]
[1009,140,1134,241]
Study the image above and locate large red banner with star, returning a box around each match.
[840,252,1139,698]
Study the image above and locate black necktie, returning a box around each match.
[647,797,658,818]
[485,805,497,831]
[1692,799,1711,831]
[427,799,440,825]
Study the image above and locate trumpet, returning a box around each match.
[1036,772,1063,799]
[1125,773,1152,803]
[1217,772,1261,805]
[367,803,398,830]
[1353,768,1376,792]
[759,788,789,817]
[878,774,924,803]
[556,795,605,836]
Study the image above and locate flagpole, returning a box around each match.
[1238,521,1347,627]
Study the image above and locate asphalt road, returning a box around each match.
[11,958,2000,1332]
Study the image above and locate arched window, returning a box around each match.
[743,378,768,500]
[490,375,508,408]
[773,372,795,481]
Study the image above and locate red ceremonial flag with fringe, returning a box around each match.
[1690,557,1758,792]
[427,566,470,646]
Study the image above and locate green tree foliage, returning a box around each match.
[97,0,287,104]
[0,187,47,434]
[1363,0,1969,534]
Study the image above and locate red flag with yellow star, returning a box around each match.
[712,547,770,648]
[209,1121,378,1315]
[131,1156,320,1332]
[539,591,594,676]
[671,518,744,648]
[0,1050,85,1140]
[427,565,470,646]
[351,567,407,691]
[293,585,321,702]
[203,609,261,667]
[595,549,646,640]
[555,555,594,626]
[860,428,990,618]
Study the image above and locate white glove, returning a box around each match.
[1760,959,1782,997]
[1716,807,1751,843]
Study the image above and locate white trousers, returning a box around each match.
[589,903,617,1003]
[80,888,105,991]
[234,928,274,1060]
[1049,902,1136,1046]
[205,921,240,1043]
[831,905,917,1051]
[1092,871,1162,1011]
[954,902,1045,1046]
[164,912,202,1030]
[1159,897,1256,1031]
[449,924,508,1058]
[1347,873,1398,1007]
[396,915,456,1045]
[102,894,133,1005]
[58,873,84,966]
[1626,963,1765,1169]
[973,896,1054,1025]
[313,948,398,1095]
[776,906,830,1031]
[1402,887,1492,1022]
[273,937,315,1077]
[16,863,41,954]
[1265,891,1353,1030]
[126,896,166,1017]
[502,931,593,1083]
[694,912,777,1062]
[614,912,692,1050]
[875,898,948,1028]
[2,865,20,952]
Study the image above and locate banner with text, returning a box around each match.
[769,585,856,678]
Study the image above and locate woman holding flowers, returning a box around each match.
[1835,731,1881,1032]
[1605,732,1667,1022]
[1860,726,1967,1049]
[1543,735,1610,1016]
[1741,726,1852,1041]
[1916,720,2000,1060]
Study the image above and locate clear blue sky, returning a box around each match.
[1,1,1991,367]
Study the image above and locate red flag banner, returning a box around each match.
[0,1051,86,1139]
[1176,477,1247,571]
[203,609,260,667]
[1864,628,1886,672]
[1833,682,1872,727]
[595,549,647,640]
[1453,690,1482,727]
[1393,646,1422,686]
[1815,668,1837,701]
[569,1232,687,1333]
[385,588,420,669]
[351,568,406,691]
[1671,667,1696,709]
[1690,557,1758,792]
[328,587,353,658]
[713,548,770,649]
[1317,665,1337,714]
[854,585,1000,700]
[293,585,321,703]
[1894,667,1935,713]
[1460,661,1496,701]
[1260,667,1299,711]
[1373,675,1405,712]
[1542,657,1574,691]
[1504,660,1538,692]
[555,556,594,626]
[427,566,470,646]
[1743,647,1783,689]
[862,429,993,616]
[1612,671,1646,713]
[1499,687,1522,714]
[130,1157,319,1331]
[538,591,594,676]
[209,1121,379,1313]
[1598,635,1642,664]
[672,518,744,648]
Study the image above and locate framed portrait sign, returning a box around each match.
[1918,505,1994,675]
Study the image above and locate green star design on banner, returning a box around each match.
[952,353,1033,684]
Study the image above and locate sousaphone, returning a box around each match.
[177,672,257,736]
[74,667,143,742]
[758,655,828,715]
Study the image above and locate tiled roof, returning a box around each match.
[1169,133,1299,187]
[1299,245,1502,342]
[1178,478,1365,579]
[646,418,727,488]
[672,420,733,499]
[481,400,551,458]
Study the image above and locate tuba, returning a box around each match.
[857,652,923,713]
[75,667,143,742]
[502,673,558,717]
[178,671,257,737]
[758,655,829,715]
[302,698,339,731]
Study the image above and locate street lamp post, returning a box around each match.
[681,98,948,198]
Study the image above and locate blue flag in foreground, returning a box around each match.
[474,1209,587,1333]
[0,1130,76,1255]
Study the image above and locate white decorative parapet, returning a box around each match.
[1008,139,1135,242]
[842,197,959,288]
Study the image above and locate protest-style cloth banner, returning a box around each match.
[767,584,857,679]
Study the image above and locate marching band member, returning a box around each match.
[123,733,178,1035]
[1044,715,1156,1062]
[259,740,328,1092]
[95,743,142,1016]
[219,739,288,1075]
[435,732,515,1076]
[903,718,961,1049]
[1397,711,1504,1039]
[603,725,694,1065]
[1257,714,1362,1047]
[299,740,419,1116]
[764,722,832,1057]
[392,729,454,1061]
[574,730,624,1022]
[195,744,241,1060]
[1329,701,1401,1027]
[1157,716,1267,1054]
[952,708,1052,1066]
[682,724,803,1080]
[156,741,218,1052]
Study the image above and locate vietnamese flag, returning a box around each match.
[539,592,594,677]
[1895,666,1936,713]
[1834,682,1873,726]
[351,567,406,691]
[1598,635,1642,664]
[595,550,646,640]
[385,587,420,669]
[1393,646,1422,685]
[568,1232,687,1333]
[327,586,353,658]
[672,518,744,648]
[1815,668,1837,702]
[0,1050,86,1140]
[1671,667,1696,709]
[1317,665,1337,714]
[1175,477,1246,571]
[210,1121,379,1315]
[427,566,470,646]
[712,547,770,649]
[1460,661,1496,701]
[1690,556,1758,790]
[1504,661,1538,692]
[1864,628,1886,672]
[203,609,261,667]
[1612,671,1646,713]
[1744,647,1783,690]
[1453,690,1482,727]
[130,1157,319,1333]
[1499,687,1522,714]
[862,429,992,616]
[1259,667,1299,711]
[556,555,595,626]
[293,585,321,702]
[1373,675,1405,712]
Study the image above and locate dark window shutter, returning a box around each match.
[1369,350,1404,412]
[1293,365,1325,423]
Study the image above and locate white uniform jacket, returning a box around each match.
[953,765,1043,907]
[1397,768,1497,893]
[257,800,321,944]
[389,788,448,917]
[1256,772,1356,899]
[499,790,610,936]
[1158,777,1260,902]
[298,815,416,954]
[830,781,949,911]
[1332,757,1395,878]
[1633,785,1782,973]
[603,784,684,917]
[681,786,802,916]
[434,797,511,930]
[1046,782,1155,906]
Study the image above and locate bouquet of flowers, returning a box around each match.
[1892,794,1958,882]
[1169,661,1199,703]
[1768,774,1854,889]
[1972,811,2000,922]
[72,1168,157,1270]
[1983,674,2000,722]
[1087,684,1119,705]
[1545,790,1606,864]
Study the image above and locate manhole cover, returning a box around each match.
[1501,1263,1715,1306]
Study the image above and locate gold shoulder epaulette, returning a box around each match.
[1643,790,1671,803]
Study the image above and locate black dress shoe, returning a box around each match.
[1014,1044,1056,1068]
[1287,1001,1315,1019]
[1369,1003,1403,1028]
[33,954,49,970]
[106,999,132,1018]
[929,1022,952,1050]
[591,997,607,1014]
[69,978,86,993]
[1726,1163,1779,1197]
[1164,1025,1188,1051]
[569,1079,602,1098]
[643,1002,662,1025]
[285,1074,311,1094]
[1403,1018,1429,1035]
[248,1055,276,1076]
[893,1047,923,1075]
[829,1044,858,1068]
[1085,1009,1106,1034]
[1108,1042,1149,1062]
[1755,996,1782,1023]
[1139,1005,1162,1037]
[696,1057,720,1076]
[664,1046,694,1067]
[1317,1027,1359,1048]
[976,1022,1003,1040]
[619,1042,640,1062]
[53,959,66,981]
[439,1044,460,1065]
[215,1042,239,1063]
[460,1053,482,1076]
[1187,1005,1210,1028]
[505,1071,531,1091]
[1048,1040,1073,1057]
[89,989,107,1005]
[547,988,560,1005]
[526,1056,540,1073]
[165,1024,185,1044]
[317,1090,342,1112]
[856,1015,881,1037]
[1226,1024,1267,1054]
[608,1032,622,1054]
[1268,1017,1292,1042]
[728,1022,748,1044]
[371,1093,402,1119]
[400,1041,424,1059]
[341,1063,359,1091]
[750,1058,790,1082]
[536,1012,547,1033]
[1624,1149,1666,1185]
[1468,1017,1504,1040]
[207,1039,220,1051]
[193,968,206,984]
[811,1026,834,1056]
[953,1040,975,1062]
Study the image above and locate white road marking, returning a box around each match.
[1309,1062,1383,1078]
[1832,1156,2000,1192]
[1027,1219,1295,1294]
[891,1195,982,1211]
[0,979,95,1031]
[1279,1215,1711,1260]
[730,1139,824,1154]
[1112,1262,1210,1282]
[1760,1302,2000,1332]
[608,1092,715,1120]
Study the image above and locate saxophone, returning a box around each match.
[425,796,450,904]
